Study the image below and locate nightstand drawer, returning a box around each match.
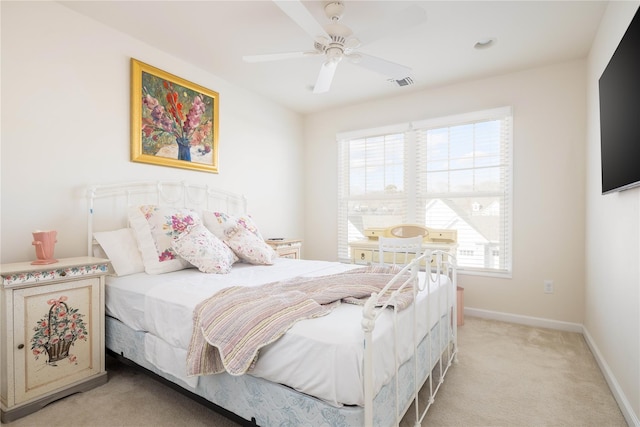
[353,249,373,264]
[1,259,109,288]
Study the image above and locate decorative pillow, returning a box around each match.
[93,228,145,276]
[171,223,238,274]
[202,211,264,240]
[224,226,277,265]
[128,205,200,274]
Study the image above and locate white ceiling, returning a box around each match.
[59,1,607,115]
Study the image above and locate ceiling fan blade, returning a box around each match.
[313,61,338,94]
[273,0,329,41]
[243,51,320,63]
[349,52,411,80]
[357,5,427,46]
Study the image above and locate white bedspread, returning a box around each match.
[105,258,452,407]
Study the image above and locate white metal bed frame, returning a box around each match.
[87,180,458,427]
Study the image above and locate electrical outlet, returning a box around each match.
[544,279,554,294]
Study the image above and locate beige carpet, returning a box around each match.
[3,317,627,427]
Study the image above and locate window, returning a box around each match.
[338,107,513,275]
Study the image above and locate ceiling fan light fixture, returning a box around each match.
[474,38,496,49]
[315,35,331,46]
[326,46,343,63]
[344,37,361,50]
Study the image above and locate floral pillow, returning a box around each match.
[202,211,264,240]
[171,223,238,274]
[224,226,277,265]
[128,205,200,274]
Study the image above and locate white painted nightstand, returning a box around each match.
[266,239,302,259]
[0,257,110,423]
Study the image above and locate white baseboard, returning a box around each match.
[582,327,640,427]
[464,306,639,426]
[464,307,583,333]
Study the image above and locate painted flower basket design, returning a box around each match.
[30,296,88,365]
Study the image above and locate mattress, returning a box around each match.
[105,314,451,427]
[105,258,452,407]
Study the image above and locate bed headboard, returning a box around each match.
[87,180,247,256]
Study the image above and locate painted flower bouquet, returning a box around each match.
[30,296,88,365]
[141,78,213,162]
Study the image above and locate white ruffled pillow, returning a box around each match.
[171,223,238,274]
[224,226,277,265]
[128,205,199,274]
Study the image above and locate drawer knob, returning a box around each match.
[17,344,24,350]
[60,271,67,277]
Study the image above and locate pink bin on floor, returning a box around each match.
[457,286,464,326]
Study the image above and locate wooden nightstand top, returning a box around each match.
[265,238,301,245]
[1,257,109,275]
[1,257,110,288]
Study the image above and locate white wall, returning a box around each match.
[305,60,587,325]
[2,1,637,421]
[0,1,304,264]
[585,1,640,423]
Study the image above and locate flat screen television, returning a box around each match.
[599,7,640,194]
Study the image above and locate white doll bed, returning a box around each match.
[88,180,457,426]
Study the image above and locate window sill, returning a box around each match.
[457,268,512,279]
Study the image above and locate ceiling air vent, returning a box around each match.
[389,77,414,87]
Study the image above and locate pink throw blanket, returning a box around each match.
[187,265,415,377]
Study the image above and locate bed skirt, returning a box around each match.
[105,314,453,426]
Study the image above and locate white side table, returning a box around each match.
[0,257,110,423]
[266,239,302,259]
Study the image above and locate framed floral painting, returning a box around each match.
[131,59,219,173]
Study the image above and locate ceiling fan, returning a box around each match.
[242,1,427,94]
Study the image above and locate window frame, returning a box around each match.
[337,107,513,277]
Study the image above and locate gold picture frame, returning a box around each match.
[131,59,219,173]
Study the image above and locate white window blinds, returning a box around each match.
[338,107,513,275]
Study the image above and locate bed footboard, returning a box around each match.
[362,251,457,426]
